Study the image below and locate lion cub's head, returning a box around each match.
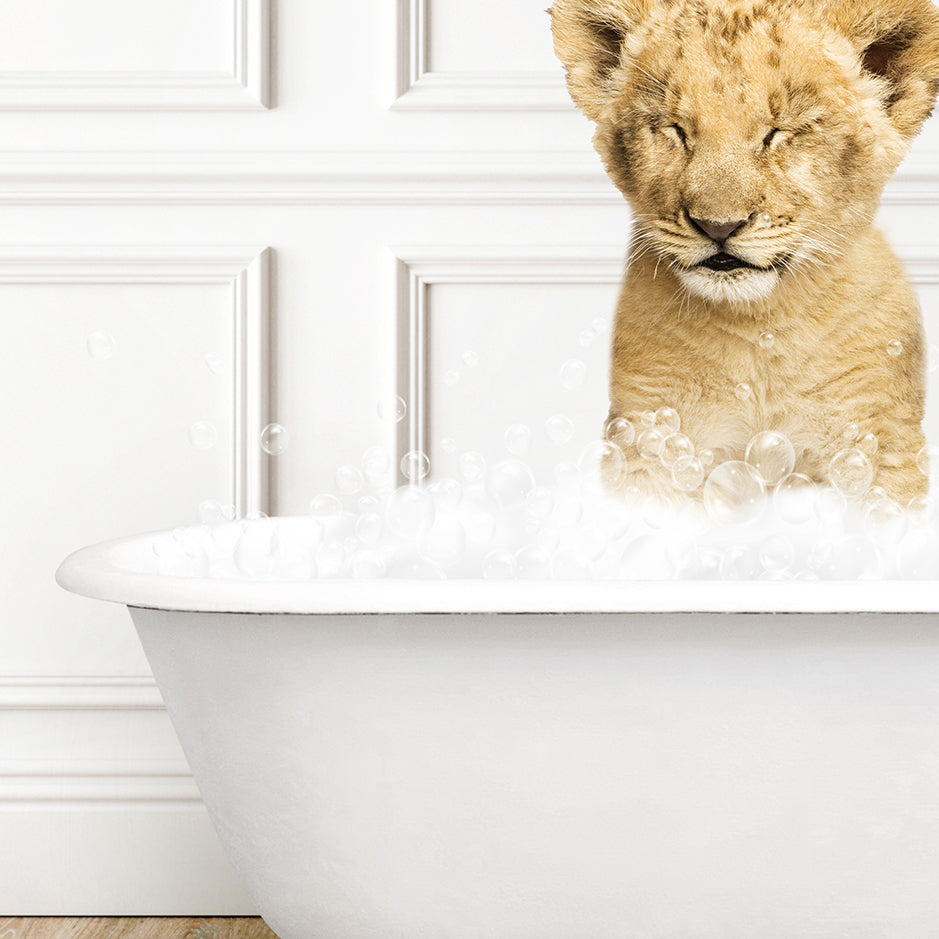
[551,0,939,305]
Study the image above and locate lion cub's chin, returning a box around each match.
[677,267,780,305]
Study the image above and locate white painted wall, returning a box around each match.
[0,0,937,916]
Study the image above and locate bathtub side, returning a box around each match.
[131,606,939,939]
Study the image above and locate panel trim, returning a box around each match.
[0,676,162,710]
[0,761,201,805]
[0,150,936,204]
[392,246,625,479]
[0,246,272,517]
[393,0,570,110]
[0,0,269,110]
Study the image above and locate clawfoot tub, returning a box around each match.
[57,523,939,939]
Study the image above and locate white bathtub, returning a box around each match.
[57,525,939,939]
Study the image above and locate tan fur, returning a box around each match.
[551,0,939,504]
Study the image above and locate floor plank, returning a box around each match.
[0,919,280,939]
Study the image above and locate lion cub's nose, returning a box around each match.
[689,216,749,243]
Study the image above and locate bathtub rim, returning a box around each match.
[55,526,939,615]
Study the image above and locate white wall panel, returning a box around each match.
[394,247,621,484]
[0,246,270,676]
[395,0,571,109]
[0,0,269,109]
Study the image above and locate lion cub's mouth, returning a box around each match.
[699,252,765,272]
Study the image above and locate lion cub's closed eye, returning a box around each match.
[551,0,939,505]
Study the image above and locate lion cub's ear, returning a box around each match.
[549,0,651,121]
[826,0,939,139]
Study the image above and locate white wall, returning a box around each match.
[0,0,937,915]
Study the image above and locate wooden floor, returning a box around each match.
[0,920,280,939]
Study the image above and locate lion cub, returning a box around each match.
[551,0,939,505]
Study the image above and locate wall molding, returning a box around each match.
[392,246,625,476]
[0,676,162,710]
[0,150,936,205]
[0,246,272,517]
[0,761,200,805]
[393,0,570,110]
[0,0,269,110]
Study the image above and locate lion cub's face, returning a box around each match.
[552,0,939,306]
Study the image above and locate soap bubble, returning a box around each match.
[555,461,579,490]
[641,411,656,427]
[486,458,536,507]
[863,497,908,543]
[309,493,343,520]
[459,450,487,483]
[86,330,116,360]
[618,535,673,579]
[260,423,289,456]
[857,433,878,457]
[362,446,391,480]
[377,395,407,423]
[400,450,431,482]
[735,383,752,401]
[759,332,775,350]
[814,487,847,523]
[829,449,873,498]
[654,407,681,434]
[637,428,666,461]
[354,511,383,545]
[461,350,479,367]
[198,500,236,524]
[908,494,937,525]
[660,433,695,469]
[444,369,460,387]
[526,485,555,520]
[604,416,636,448]
[418,515,467,567]
[560,359,587,390]
[385,485,435,537]
[504,423,533,456]
[351,552,386,579]
[887,340,903,357]
[745,431,796,486]
[774,473,817,524]
[579,329,596,348]
[515,545,552,579]
[720,544,761,580]
[545,414,574,445]
[482,549,518,580]
[335,464,365,495]
[818,535,881,580]
[577,440,626,492]
[189,421,218,451]
[672,455,705,492]
[897,529,939,579]
[698,449,716,467]
[441,437,457,454]
[551,550,590,580]
[842,423,860,443]
[703,461,766,526]
[427,476,463,509]
[234,525,275,577]
[759,534,795,572]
